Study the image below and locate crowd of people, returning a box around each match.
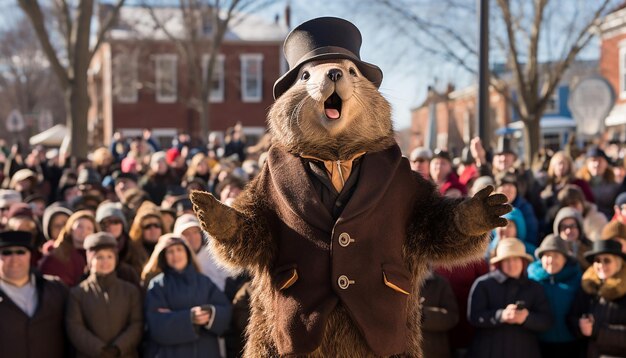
[412,137,626,358]
[0,125,625,357]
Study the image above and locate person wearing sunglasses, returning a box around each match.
[568,239,626,358]
[127,201,165,276]
[0,230,68,358]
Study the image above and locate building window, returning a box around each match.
[544,89,559,114]
[155,54,177,103]
[619,47,626,98]
[240,54,263,102]
[114,52,137,103]
[203,54,225,103]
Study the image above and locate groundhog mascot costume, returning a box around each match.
[191,17,511,357]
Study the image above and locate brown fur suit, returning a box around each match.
[191,17,511,358]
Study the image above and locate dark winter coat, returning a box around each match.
[527,259,582,343]
[66,272,143,357]
[513,195,539,247]
[144,264,232,358]
[568,264,626,358]
[467,269,553,358]
[435,260,489,350]
[0,273,68,358]
[420,272,459,358]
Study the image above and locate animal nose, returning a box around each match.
[327,69,343,82]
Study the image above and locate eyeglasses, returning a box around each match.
[102,219,123,227]
[142,223,162,230]
[559,224,579,231]
[594,257,614,265]
[1,249,28,257]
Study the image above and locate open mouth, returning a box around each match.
[324,92,342,120]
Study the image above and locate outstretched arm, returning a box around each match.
[407,180,511,266]
[190,184,274,272]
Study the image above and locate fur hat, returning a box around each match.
[601,220,626,241]
[273,17,383,99]
[490,237,534,264]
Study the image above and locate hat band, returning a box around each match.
[290,46,359,68]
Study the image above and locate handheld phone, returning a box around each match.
[515,300,526,310]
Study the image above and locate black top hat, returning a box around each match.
[584,239,626,263]
[273,17,383,99]
[0,231,33,250]
[495,136,516,156]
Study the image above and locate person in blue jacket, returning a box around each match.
[143,233,232,358]
[528,234,582,358]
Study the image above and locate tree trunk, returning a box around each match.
[522,115,541,168]
[199,100,210,145]
[65,78,90,159]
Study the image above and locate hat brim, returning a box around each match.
[490,252,534,264]
[584,249,626,264]
[273,52,383,99]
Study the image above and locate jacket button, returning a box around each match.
[338,233,355,247]
[337,275,355,289]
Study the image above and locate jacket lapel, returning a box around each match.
[268,145,334,232]
[340,144,402,222]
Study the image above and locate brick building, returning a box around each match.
[88,5,289,147]
[600,3,626,137]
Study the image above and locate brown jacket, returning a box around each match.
[66,272,143,357]
[207,144,491,357]
[0,274,68,358]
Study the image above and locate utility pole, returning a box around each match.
[477,0,490,151]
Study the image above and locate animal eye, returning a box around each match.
[301,71,310,80]
[349,68,357,76]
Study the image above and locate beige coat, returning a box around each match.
[66,272,143,358]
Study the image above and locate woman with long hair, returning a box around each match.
[126,201,164,276]
[143,234,232,358]
[38,210,98,286]
[576,146,620,219]
[541,151,594,208]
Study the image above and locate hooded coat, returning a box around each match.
[144,263,232,358]
[553,207,593,270]
[527,259,582,343]
[66,272,143,357]
[467,269,553,358]
[568,264,626,358]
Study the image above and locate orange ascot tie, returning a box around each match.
[301,152,366,192]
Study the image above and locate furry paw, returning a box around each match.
[454,185,512,237]
[190,190,239,240]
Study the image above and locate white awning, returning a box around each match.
[605,103,626,127]
[29,124,68,146]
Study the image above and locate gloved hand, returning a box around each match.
[190,190,240,240]
[454,185,511,236]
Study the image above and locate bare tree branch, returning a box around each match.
[89,0,126,63]
[17,0,69,88]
